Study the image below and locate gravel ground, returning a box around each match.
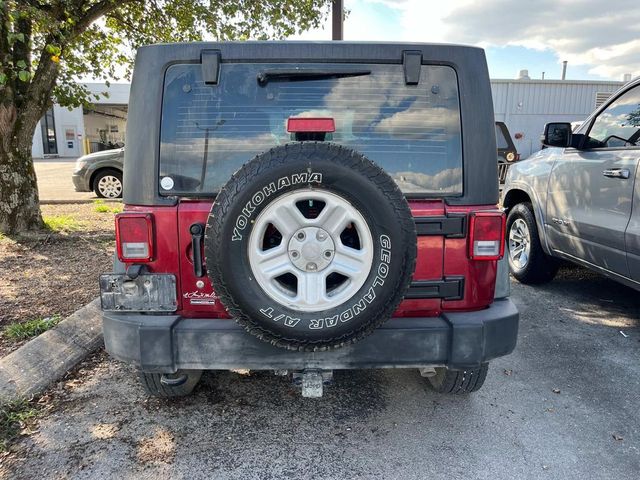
[1,267,639,480]
[0,203,114,356]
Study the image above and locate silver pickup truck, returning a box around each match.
[503,76,640,290]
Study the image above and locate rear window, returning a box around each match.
[495,123,511,149]
[159,62,462,196]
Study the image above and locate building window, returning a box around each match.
[40,107,58,155]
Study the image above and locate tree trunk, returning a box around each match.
[0,107,44,235]
[0,150,43,235]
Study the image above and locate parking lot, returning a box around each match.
[34,159,95,202]
[2,266,638,480]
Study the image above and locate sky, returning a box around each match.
[289,0,639,81]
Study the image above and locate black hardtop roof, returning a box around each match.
[137,40,484,56]
[124,41,497,205]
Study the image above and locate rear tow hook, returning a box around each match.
[292,370,334,398]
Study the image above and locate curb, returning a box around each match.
[0,299,103,403]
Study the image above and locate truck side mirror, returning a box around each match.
[543,122,572,148]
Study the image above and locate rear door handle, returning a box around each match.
[189,223,205,278]
[602,168,630,179]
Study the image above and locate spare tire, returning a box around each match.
[205,142,416,351]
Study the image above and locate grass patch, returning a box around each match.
[0,399,39,452]
[4,315,61,341]
[93,200,123,214]
[43,215,84,232]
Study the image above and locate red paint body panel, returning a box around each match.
[119,200,500,319]
[394,200,445,317]
[177,201,229,318]
[442,204,499,311]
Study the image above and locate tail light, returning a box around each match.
[287,117,335,133]
[468,212,506,260]
[115,213,154,262]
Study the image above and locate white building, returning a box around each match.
[33,77,627,160]
[492,76,624,157]
[32,83,129,158]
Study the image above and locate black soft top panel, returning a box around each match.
[124,41,497,205]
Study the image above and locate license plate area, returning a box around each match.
[100,274,177,312]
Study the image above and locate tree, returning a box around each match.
[0,0,331,234]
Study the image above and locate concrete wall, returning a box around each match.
[491,79,624,158]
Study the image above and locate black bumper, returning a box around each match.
[102,299,518,373]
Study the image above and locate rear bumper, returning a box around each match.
[103,299,518,373]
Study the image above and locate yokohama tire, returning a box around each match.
[205,142,417,351]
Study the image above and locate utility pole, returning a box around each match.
[332,0,344,40]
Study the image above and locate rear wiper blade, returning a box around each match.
[257,68,371,86]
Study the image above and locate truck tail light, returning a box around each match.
[468,212,505,260]
[115,213,154,262]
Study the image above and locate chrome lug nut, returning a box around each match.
[291,251,300,258]
[317,231,327,241]
[297,232,306,240]
[324,250,332,258]
[307,262,317,271]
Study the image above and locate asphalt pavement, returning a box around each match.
[34,158,95,202]
[3,266,639,479]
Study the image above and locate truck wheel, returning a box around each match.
[506,202,558,284]
[427,364,488,394]
[138,370,202,398]
[205,142,417,352]
[93,169,123,198]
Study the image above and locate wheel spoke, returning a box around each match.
[269,203,307,238]
[316,202,350,237]
[331,245,369,277]
[255,246,292,278]
[295,272,326,306]
[511,244,524,256]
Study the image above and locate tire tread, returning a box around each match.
[204,142,417,352]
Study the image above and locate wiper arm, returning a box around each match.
[257,68,371,86]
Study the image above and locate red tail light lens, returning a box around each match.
[468,212,506,260]
[115,213,154,262]
[287,117,335,133]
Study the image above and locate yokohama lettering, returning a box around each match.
[232,172,322,241]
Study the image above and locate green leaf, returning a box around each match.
[45,44,61,56]
[0,73,6,85]
[17,71,30,82]
[16,60,27,69]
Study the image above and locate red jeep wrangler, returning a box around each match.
[100,42,518,398]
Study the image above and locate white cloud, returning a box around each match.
[375,0,640,79]
[294,0,639,80]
